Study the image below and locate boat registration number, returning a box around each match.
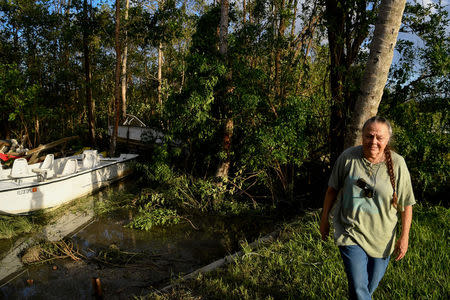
[17,187,38,195]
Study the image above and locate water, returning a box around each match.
[0,180,275,299]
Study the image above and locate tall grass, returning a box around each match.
[0,216,34,240]
[142,204,449,299]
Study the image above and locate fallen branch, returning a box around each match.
[26,136,78,163]
[180,216,199,230]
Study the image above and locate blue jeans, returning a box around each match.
[339,245,390,300]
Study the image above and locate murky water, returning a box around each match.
[0,180,275,299]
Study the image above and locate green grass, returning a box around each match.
[141,204,449,299]
[0,215,34,239]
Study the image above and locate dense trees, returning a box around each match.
[0,0,448,203]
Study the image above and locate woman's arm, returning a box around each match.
[394,205,413,261]
[320,186,338,240]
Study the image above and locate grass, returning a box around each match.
[0,215,34,239]
[141,204,449,299]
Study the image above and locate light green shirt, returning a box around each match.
[329,146,416,258]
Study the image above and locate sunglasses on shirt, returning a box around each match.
[355,178,374,198]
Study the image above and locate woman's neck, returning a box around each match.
[365,153,385,164]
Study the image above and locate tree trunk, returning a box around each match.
[83,0,96,147]
[157,41,163,107]
[110,0,121,157]
[121,0,130,120]
[34,116,40,146]
[325,0,346,165]
[218,0,229,57]
[215,0,232,180]
[275,0,286,98]
[344,0,406,148]
[290,0,298,37]
[216,118,234,178]
[157,0,165,111]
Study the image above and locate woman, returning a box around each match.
[319,116,415,300]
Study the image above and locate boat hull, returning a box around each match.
[0,155,137,215]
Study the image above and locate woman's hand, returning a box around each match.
[395,205,413,261]
[320,218,330,240]
[320,187,337,241]
[394,236,409,260]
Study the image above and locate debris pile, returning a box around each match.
[0,136,78,165]
[0,138,29,156]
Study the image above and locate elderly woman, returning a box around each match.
[319,116,415,300]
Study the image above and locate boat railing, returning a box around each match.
[122,114,147,127]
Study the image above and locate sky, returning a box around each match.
[393,0,449,75]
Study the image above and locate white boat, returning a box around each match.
[108,114,164,144]
[0,150,138,215]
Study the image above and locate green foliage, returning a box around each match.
[126,207,181,231]
[383,0,449,203]
[0,215,34,240]
[389,109,449,200]
[0,63,40,122]
[132,158,267,216]
[162,3,330,204]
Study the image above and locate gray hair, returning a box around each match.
[362,116,393,137]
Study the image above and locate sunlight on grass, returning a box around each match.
[141,205,449,299]
[0,216,34,240]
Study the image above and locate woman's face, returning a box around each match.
[362,122,390,161]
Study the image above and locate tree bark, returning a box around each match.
[218,0,229,56]
[157,0,165,112]
[344,0,406,148]
[325,0,346,165]
[157,41,163,107]
[275,0,287,98]
[216,118,234,178]
[121,0,130,119]
[83,0,96,147]
[216,0,233,180]
[110,0,121,157]
[291,0,298,37]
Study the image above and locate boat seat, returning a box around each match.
[58,158,78,177]
[32,154,55,181]
[9,158,33,179]
[82,150,98,156]
[82,152,99,169]
[40,154,54,169]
